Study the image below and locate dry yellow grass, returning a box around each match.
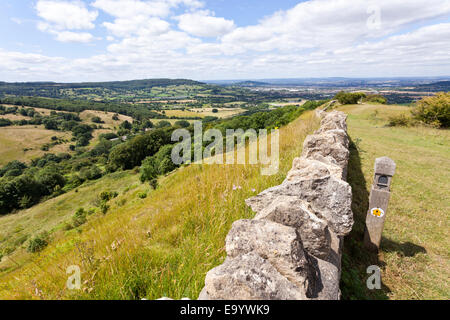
[79,110,133,129]
[0,114,31,121]
[161,108,245,119]
[0,125,71,166]
[0,110,319,300]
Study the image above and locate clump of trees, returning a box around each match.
[363,94,387,104]
[107,128,173,171]
[335,91,366,105]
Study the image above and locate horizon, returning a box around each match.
[1,0,450,82]
[1,75,450,85]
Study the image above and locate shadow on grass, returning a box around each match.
[340,137,389,300]
[381,239,426,257]
[341,137,427,300]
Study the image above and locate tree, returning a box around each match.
[108,128,173,171]
[91,116,104,123]
[120,120,132,130]
[43,119,59,130]
[174,120,190,128]
[156,120,171,128]
[335,91,366,105]
[36,167,66,195]
[140,157,159,182]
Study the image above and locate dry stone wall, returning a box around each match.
[198,110,354,300]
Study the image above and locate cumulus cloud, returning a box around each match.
[36,0,98,30]
[3,0,450,81]
[36,0,98,42]
[176,10,235,37]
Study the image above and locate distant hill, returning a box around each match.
[235,81,270,87]
[0,78,204,95]
[416,81,450,91]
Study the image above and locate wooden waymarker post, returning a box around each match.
[364,157,396,251]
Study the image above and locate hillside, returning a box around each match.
[0,103,448,300]
[0,109,320,299]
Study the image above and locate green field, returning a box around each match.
[339,104,449,300]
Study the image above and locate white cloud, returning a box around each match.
[54,31,96,43]
[36,0,98,43]
[102,16,170,37]
[36,0,98,30]
[3,0,450,81]
[177,10,235,37]
[92,0,204,18]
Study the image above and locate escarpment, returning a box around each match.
[199,110,354,300]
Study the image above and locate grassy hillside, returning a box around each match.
[0,171,145,272]
[1,103,448,300]
[340,104,449,300]
[0,110,319,299]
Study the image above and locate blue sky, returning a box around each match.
[0,0,449,82]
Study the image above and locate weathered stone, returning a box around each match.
[288,157,343,181]
[301,132,350,174]
[246,174,353,236]
[199,109,353,301]
[308,255,341,300]
[200,252,307,300]
[317,111,348,132]
[253,196,331,260]
[226,219,310,290]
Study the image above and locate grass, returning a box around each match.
[160,107,245,119]
[0,110,319,300]
[0,109,134,165]
[0,125,72,166]
[0,171,144,273]
[79,110,133,129]
[339,104,449,300]
[1,103,448,300]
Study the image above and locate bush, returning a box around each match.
[140,157,158,183]
[27,232,49,253]
[149,178,158,190]
[99,191,118,202]
[156,120,171,128]
[138,192,147,199]
[412,92,450,128]
[91,116,104,124]
[387,114,415,127]
[174,120,190,128]
[100,202,110,214]
[364,94,387,104]
[72,208,87,227]
[335,91,366,105]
